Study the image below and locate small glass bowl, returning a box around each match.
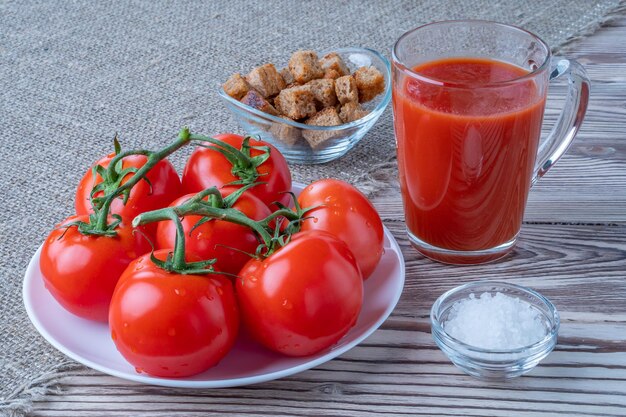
[218,47,391,164]
[430,281,559,380]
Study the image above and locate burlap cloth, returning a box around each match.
[1,0,624,415]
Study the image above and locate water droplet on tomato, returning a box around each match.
[325,196,335,203]
[216,287,224,296]
[123,322,129,328]
[134,367,143,374]
[365,221,371,228]
[207,295,214,301]
[174,288,186,296]
[136,264,143,270]
[168,328,176,336]
[111,331,117,341]
[197,232,204,239]
[349,206,356,212]
[313,218,319,224]
[282,299,293,310]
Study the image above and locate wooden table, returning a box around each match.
[30,18,626,417]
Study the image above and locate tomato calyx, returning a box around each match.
[58,213,123,237]
[89,134,153,213]
[79,128,193,237]
[187,182,265,235]
[189,134,271,186]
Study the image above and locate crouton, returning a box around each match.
[305,78,337,109]
[288,50,324,84]
[270,116,301,146]
[354,66,385,102]
[335,75,359,104]
[246,63,286,98]
[303,107,343,149]
[339,102,370,123]
[280,68,295,85]
[223,73,251,100]
[274,85,317,120]
[319,52,350,77]
[323,69,342,80]
[240,90,279,116]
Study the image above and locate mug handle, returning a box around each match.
[533,58,591,184]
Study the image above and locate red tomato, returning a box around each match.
[40,215,151,322]
[75,153,181,237]
[236,231,363,357]
[298,179,384,279]
[182,134,292,208]
[109,249,239,377]
[156,190,272,275]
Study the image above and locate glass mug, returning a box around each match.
[392,21,590,264]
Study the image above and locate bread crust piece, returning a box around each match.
[246,63,286,98]
[223,73,251,100]
[319,52,350,77]
[305,78,337,109]
[323,68,341,80]
[240,90,279,116]
[274,85,317,120]
[270,116,302,146]
[339,101,370,123]
[335,75,359,105]
[354,66,385,102]
[303,107,343,149]
[280,67,295,85]
[288,50,324,84]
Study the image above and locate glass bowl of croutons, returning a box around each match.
[219,47,391,164]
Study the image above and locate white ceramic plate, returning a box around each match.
[23,186,405,388]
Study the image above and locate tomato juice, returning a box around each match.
[393,57,546,258]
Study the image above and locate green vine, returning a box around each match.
[132,187,304,274]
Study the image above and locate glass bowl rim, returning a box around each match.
[218,46,392,132]
[430,280,560,355]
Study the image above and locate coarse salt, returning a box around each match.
[443,292,547,350]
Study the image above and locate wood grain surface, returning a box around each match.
[29,17,626,417]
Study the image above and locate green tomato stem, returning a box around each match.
[187,134,271,186]
[133,196,274,246]
[93,127,192,232]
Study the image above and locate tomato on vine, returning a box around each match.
[75,140,181,237]
[156,187,272,276]
[298,179,384,279]
[109,249,239,377]
[182,134,292,209]
[236,230,363,357]
[40,215,150,322]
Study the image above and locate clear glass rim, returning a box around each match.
[430,280,560,355]
[219,47,392,132]
[392,20,552,89]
